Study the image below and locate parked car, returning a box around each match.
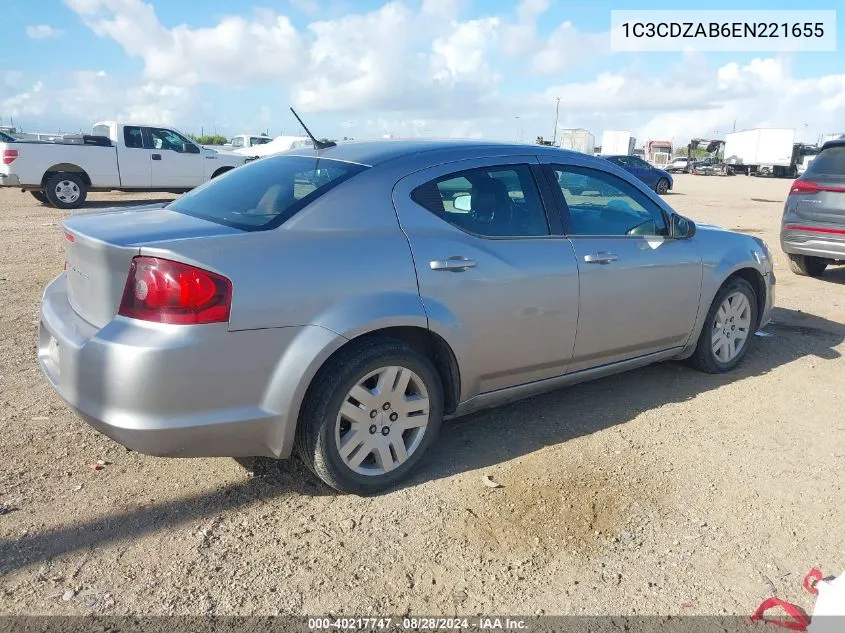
[603,155,674,194]
[38,141,774,494]
[0,120,247,209]
[781,138,845,277]
[232,135,314,160]
[666,157,690,174]
[0,130,17,143]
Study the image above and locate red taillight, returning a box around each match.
[3,149,19,165]
[118,256,232,325]
[64,231,75,243]
[789,179,845,195]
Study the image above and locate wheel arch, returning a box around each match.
[211,166,233,179]
[678,258,769,360]
[41,164,92,187]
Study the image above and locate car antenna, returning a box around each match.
[290,107,336,150]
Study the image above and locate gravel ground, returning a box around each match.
[0,176,843,617]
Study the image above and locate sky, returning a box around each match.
[2,0,844,146]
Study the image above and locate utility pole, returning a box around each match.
[552,97,560,145]
[515,116,520,142]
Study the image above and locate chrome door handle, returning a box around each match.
[430,256,477,272]
[584,252,618,264]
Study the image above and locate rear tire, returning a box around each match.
[296,338,444,495]
[29,190,47,204]
[44,173,87,210]
[788,254,827,277]
[689,277,758,374]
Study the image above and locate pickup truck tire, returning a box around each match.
[29,191,48,204]
[44,173,88,210]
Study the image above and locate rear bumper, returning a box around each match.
[781,226,845,261]
[37,273,307,458]
[0,173,21,187]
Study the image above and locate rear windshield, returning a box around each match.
[167,155,367,231]
[806,145,845,176]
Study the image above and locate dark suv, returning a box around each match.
[781,139,845,277]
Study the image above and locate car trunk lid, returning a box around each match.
[791,174,845,225]
[62,205,241,328]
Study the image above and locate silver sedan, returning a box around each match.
[38,140,775,493]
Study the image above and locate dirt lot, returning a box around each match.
[1,175,843,617]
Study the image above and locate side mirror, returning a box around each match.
[182,142,200,154]
[671,214,696,239]
[453,194,472,212]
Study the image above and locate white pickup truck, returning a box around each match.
[0,121,247,209]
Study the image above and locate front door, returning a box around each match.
[543,162,702,372]
[144,127,203,188]
[392,157,580,398]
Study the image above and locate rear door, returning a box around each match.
[392,156,580,397]
[116,125,152,188]
[541,160,702,372]
[145,127,204,188]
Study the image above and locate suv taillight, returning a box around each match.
[3,149,19,165]
[789,179,845,195]
[118,256,232,325]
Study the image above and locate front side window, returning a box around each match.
[251,136,272,146]
[167,155,367,231]
[147,127,190,152]
[552,165,667,237]
[410,164,549,237]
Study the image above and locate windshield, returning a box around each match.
[805,145,845,176]
[167,155,367,231]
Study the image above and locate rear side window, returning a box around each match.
[124,126,144,149]
[230,137,243,148]
[167,155,367,231]
[410,164,549,237]
[806,145,845,175]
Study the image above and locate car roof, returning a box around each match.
[280,138,589,167]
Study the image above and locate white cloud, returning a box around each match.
[26,24,63,39]
[1,72,197,131]
[531,21,608,74]
[7,1,843,146]
[64,0,304,87]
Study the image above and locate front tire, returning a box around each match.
[296,338,444,494]
[44,173,87,210]
[690,277,758,374]
[655,178,670,194]
[788,254,827,277]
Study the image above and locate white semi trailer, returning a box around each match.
[724,128,798,177]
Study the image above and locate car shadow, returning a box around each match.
[0,457,324,576]
[404,306,843,488]
[663,191,685,196]
[1,308,841,574]
[818,265,845,285]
